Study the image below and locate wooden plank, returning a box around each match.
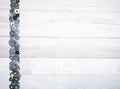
[1,58,120,88]
[29,58,120,75]
[20,0,120,11]
[0,0,120,37]
[20,75,120,89]
[1,74,120,89]
[1,10,120,37]
[1,58,120,75]
[1,37,120,58]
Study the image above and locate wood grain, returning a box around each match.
[1,0,120,89]
[1,37,120,58]
[0,0,120,58]
[1,58,120,89]
[0,0,120,37]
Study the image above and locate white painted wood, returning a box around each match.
[1,0,120,89]
[1,10,120,37]
[1,37,120,58]
[21,75,120,89]
[0,0,120,37]
[1,58,120,75]
[1,74,120,89]
[0,58,120,89]
[0,0,120,58]
[30,58,120,75]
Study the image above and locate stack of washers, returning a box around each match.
[9,0,20,89]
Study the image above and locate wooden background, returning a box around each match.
[0,0,120,58]
[0,0,120,89]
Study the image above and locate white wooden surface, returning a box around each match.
[0,0,120,58]
[1,58,120,89]
[1,37,120,58]
[0,0,120,89]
